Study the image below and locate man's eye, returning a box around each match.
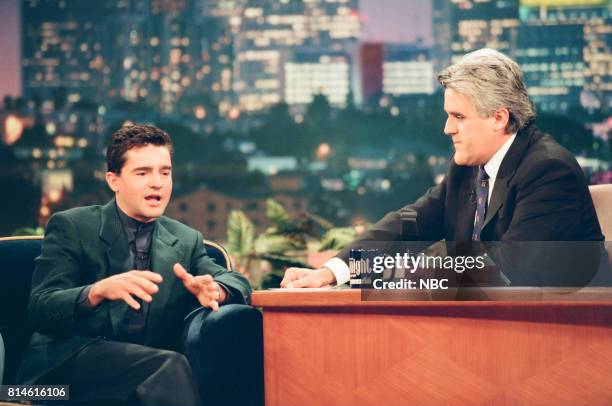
[136,172,146,176]
[162,171,171,176]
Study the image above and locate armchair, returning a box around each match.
[0,235,234,386]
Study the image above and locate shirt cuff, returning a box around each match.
[323,257,350,286]
[216,281,233,303]
[75,285,96,317]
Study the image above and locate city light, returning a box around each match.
[3,115,24,145]
[54,135,74,148]
[46,123,56,135]
[39,205,50,217]
[194,106,207,120]
[316,143,332,160]
[48,189,62,204]
[228,107,241,120]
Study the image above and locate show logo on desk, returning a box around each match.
[348,249,381,288]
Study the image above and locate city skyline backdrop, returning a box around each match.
[0,0,608,239]
[0,0,432,97]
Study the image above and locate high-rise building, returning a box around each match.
[383,45,434,96]
[516,22,585,112]
[22,0,238,116]
[432,0,520,66]
[432,0,610,112]
[232,0,361,111]
[359,43,434,104]
[21,0,126,105]
[518,0,611,111]
[285,50,351,107]
[194,0,246,120]
[431,0,453,75]
[359,43,384,104]
[111,0,214,113]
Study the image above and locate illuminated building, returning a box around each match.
[191,0,246,121]
[432,0,610,111]
[359,43,434,105]
[22,0,236,116]
[110,0,208,112]
[431,0,453,76]
[285,51,352,107]
[21,0,126,104]
[518,0,611,111]
[516,22,585,111]
[382,45,434,96]
[232,0,361,111]
[22,0,362,115]
[432,0,520,67]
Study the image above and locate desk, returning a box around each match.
[252,289,612,406]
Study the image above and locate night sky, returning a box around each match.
[0,0,432,97]
[0,0,20,97]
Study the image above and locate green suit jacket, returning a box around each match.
[17,199,251,384]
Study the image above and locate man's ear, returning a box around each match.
[106,171,120,193]
[492,107,510,133]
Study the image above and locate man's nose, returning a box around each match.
[444,117,456,136]
[149,173,162,188]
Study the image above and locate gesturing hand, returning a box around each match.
[173,263,226,311]
[88,270,163,310]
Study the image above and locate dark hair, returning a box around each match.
[106,124,173,174]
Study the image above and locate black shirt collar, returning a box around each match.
[115,202,156,239]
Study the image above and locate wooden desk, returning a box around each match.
[253,289,612,406]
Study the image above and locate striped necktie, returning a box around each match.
[472,165,489,241]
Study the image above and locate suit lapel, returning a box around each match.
[483,177,509,228]
[483,124,538,230]
[99,199,132,336]
[145,220,179,337]
[458,166,478,241]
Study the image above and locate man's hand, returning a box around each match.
[88,270,163,310]
[280,267,336,288]
[173,263,226,311]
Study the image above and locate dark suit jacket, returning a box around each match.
[338,124,604,285]
[17,199,252,384]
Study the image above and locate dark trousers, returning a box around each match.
[35,304,263,406]
[40,340,201,406]
[183,304,264,406]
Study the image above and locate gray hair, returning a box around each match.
[437,48,535,133]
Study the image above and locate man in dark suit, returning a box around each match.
[281,48,604,289]
[17,125,260,406]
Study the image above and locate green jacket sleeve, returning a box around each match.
[189,231,252,305]
[28,213,86,336]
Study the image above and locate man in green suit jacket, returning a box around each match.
[17,125,256,406]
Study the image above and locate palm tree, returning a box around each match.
[226,199,360,289]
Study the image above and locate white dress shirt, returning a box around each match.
[482,133,516,206]
[325,133,518,286]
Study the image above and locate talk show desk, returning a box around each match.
[252,288,612,406]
